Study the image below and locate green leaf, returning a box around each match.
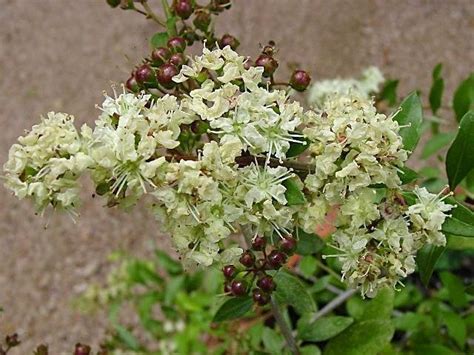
[299,256,317,278]
[324,320,394,355]
[429,64,444,114]
[296,228,325,255]
[421,132,456,159]
[298,316,354,342]
[398,166,418,184]
[262,327,284,353]
[114,325,141,350]
[442,198,474,238]
[155,250,182,275]
[393,312,432,332]
[417,244,445,287]
[413,344,458,355]
[286,137,309,158]
[346,296,365,321]
[362,287,394,320]
[301,345,322,355]
[446,111,474,189]
[447,235,474,250]
[443,311,466,348]
[212,296,253,322]
[440,271,468,308]
[379,79,399,106]
[150,32,169,49]
[274,270,316,315]
[283,178,306,205]
[127,260,162,285]
[432,63,443,80]
[393,92,423,153]
[453,74,474,122]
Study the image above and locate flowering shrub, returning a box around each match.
[2,0,474,354]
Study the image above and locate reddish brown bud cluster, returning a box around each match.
[221,234,298,306]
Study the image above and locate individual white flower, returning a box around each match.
[407,187,453,246]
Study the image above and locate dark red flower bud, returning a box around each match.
[167,37,187,53]
[267,250,287,269]
[222,265,237,279]
[290,70,311,92]
[74,343,91,355]
[244,57,253,70]
[125,75,139,92]
[193,11,211,32]
[151,47,171,66]
[239,250,256,268]
[231,280,247,296]
[251,236,266,251]
[169,53,186,68]
[255,54,278,77]
[252,288,270,305]
[174,0,194,19]
[219,34,240,50]
[280,236,297,254]
[135,64,155,84]
[257,275,276,292]
[106,0,121,8]
[5,334,20,348]
[157,63,178,88]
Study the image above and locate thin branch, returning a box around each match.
[310,289,356,323]
[270,296,299,355]
[139,0,166,26]
[163,153,315,177]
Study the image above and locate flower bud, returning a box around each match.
[34,345,49,355]
[222,265,237,279]
[157,63,179,88]
[106,0,121,8]
[134,64,155,84]
[255,54,278,77]
[290,70,311,92]
[125,75,139,92]
[74,343,91,355]
[231,280,247,296]
[251,236,266,251]
[219,34,240,50]
[252,288,270,305]
[280,236,297,254]
[167,37,187,53]
[173,0,194,19]
[5,334,20,348]
[151,47,171,66]
[267,250,287,269]
[193,11,211,32]
[239,250,256,268]
[257,275,276,292]
[169,53,186,68]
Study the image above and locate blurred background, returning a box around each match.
[0,0,472,352]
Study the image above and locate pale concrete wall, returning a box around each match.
[0,0,472,352]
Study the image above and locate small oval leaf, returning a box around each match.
[212,296,253,322]
[393,92,423,153]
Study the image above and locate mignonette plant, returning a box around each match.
[2,1,474,354]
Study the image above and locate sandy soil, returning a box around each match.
[0,0,473,353]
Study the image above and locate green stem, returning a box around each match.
[161,0,178,35]
[315,259,342,281]
[270,296,299,355]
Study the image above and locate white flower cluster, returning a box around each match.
[3,112,92,214]
[299,92,452,296]
[308,66,384,108]
[3,46,453,297]
[174,46,306,160]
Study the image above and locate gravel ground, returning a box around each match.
[0,0,472,353]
